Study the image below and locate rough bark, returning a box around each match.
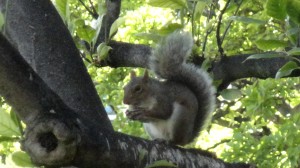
[106,41,300,91]
[0,0,112,130]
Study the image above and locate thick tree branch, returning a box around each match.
[107,41,152,68]
[0,33,49,123]
[212,54,300,90]
[24,118,252,168]
[104,41,300,91]
[0,0,112,129]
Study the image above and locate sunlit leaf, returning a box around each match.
[10,109,22,133]
[77,24,96,43]
[287,48,300,55]
[275,61,300,78]
[287,27,300,36]
[255,39,288,50]
[157,23,184,35]
[193,1,209,20]
[109,17,125,39]
[54,0,69,21]
[221,89,243,101]
[0,12,4,31]
[201,58,213,71]
[145,160,177,168]
[0,108,21,137]
[11,151,34,167]
[286,0,300,25]
[134,33,162,42]
[97,42,112,61]
[97,0,107,16]
[148,0,187,9]
[244,53,285,62]
[228,16,266,24]
[92,14,105,46]
[266,0,287,20]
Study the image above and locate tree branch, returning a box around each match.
[201,3,215,55]
[78,0,99,19]
[206,139,231,150]
[212,54,300,91]
[216,0,231,57]
[0,0,112,130]
[107,41,152,68]
[104,41,300,91]
[0,33,73,123]
[221,0,243,43]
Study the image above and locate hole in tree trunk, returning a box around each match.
[38,132,58,152]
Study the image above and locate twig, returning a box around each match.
[191,1,197,36]
[78,0,98,19]
[88,0,99,18]
[202,3,215,55]
[221,0,243,43]
[216,0,231,58]
[206,139,231,150]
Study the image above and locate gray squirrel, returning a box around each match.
[123,31,216,145]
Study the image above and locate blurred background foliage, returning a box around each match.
[0,0,300,167]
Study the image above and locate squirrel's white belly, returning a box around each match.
[143,102,181,141]
[143,120,173,141]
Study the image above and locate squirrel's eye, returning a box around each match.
[134,85,142,93]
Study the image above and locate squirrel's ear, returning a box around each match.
[143,70,149,81]
[130,71,136,79]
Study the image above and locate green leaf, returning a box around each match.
[145,160,177,168]
[134,33,162,42]
[244,53,285,62]
[148,0,187,9]
[286,0,300,25]
[10,109,22,134]
[138,149,148,163]
[54,0,69,21]
[255,39,288,50]
[228,16,266,24]
[109,17,125,39]
[0,108,21,137]
[266,0,287,20]
[11,151,34,167]
[287,48,300,55]
[0,12,4,31]
[157,23,184,35]
[287,27,300,36]
[193,1,209,20]
[92,14,105,46]
[97,42,112,61]
[77,24,96,43]
[275,61,300,78]
[221,89,243,101]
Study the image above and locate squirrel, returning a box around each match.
[123,31,216,145]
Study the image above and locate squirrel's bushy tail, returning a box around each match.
[149,31,216,141]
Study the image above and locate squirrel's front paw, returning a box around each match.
[125,109,150,122]
[126,109,143,120]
